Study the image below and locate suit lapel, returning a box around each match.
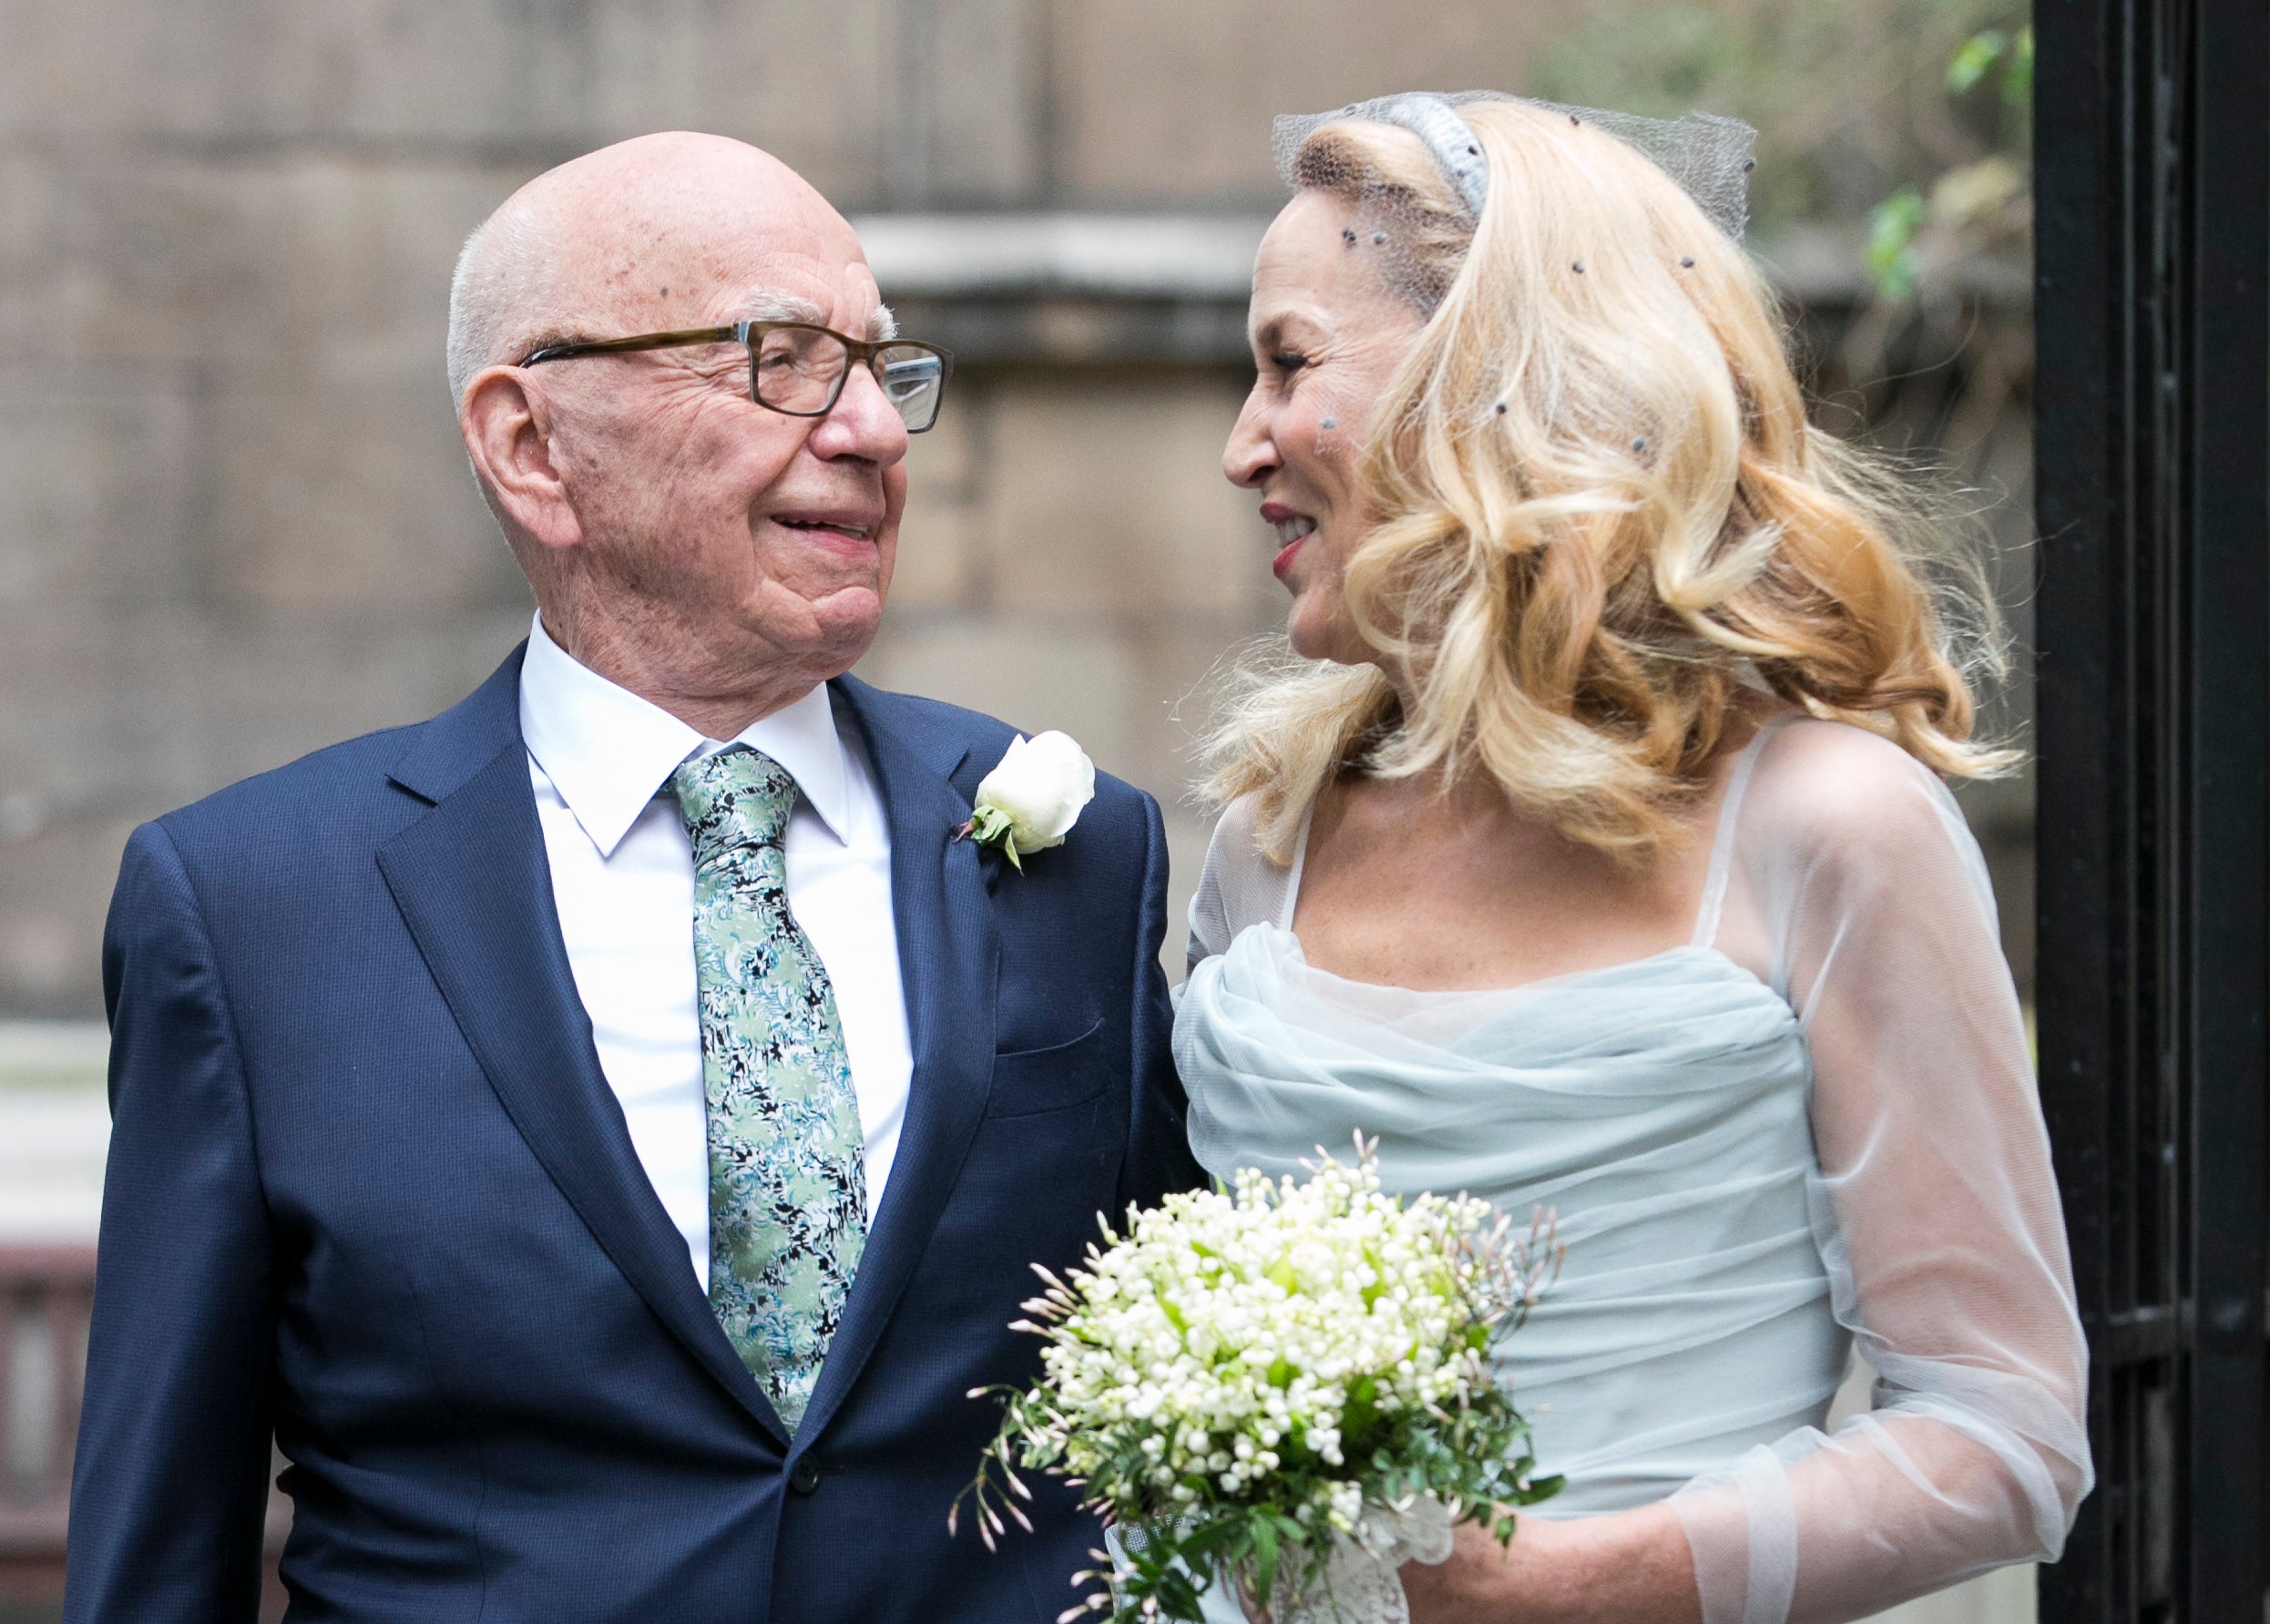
[377,652,788,1443]
[797,678,998,1443]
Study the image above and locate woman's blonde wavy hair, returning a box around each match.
[1205,97,2012,864]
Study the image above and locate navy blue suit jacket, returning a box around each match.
[65,647,1205,1623]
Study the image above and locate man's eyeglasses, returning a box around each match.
[519,321,954,433]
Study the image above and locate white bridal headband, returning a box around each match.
[1272,90,1760,244]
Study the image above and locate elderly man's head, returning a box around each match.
[452,132,913,721]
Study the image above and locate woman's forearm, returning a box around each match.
[1400,1504,1702,1624]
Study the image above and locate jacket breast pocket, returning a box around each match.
[984,1017,1111,1119]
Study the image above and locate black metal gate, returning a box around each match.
[2033,0,2269,1617]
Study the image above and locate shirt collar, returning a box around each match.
[518,614,854,858]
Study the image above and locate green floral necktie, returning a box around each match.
[671,746,867,1433]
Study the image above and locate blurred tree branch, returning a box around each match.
[1531,1,2036,483]
[1531,0,2032,232]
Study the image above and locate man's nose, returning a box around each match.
[807,361,911,465]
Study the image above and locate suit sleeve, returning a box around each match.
[1118,792,1208,1214]
[66,822,278,1624]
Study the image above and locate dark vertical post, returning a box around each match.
[2179,0,2268,1614]
[2035,0,2270,1618]
[2031,6,2122,1615]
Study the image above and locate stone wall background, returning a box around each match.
[0,0,1582,1015]
[0,0,2033,1012]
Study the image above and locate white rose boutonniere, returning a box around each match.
[956,731,1096,872]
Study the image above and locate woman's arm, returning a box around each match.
[1399,725,2090,1624]
[1665,725,2089,1622]
[1399,1505,1700,1624]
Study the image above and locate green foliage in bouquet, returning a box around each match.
[953,1146,1563,1623]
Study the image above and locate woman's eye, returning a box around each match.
[1271,351,1309,375]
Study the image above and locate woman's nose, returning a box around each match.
[1222,391,1277,488]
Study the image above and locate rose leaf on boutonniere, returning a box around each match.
[954,731,1096,873]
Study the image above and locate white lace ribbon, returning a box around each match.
[1105,1498,1456,1624]
[1273,1496,1455,1624]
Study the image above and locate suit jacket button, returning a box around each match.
[789,1459,823,1495]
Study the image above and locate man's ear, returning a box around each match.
[460,367,582,554]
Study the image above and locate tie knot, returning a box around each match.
[671,747,797,863]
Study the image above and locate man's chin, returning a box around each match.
[754,583,886,670]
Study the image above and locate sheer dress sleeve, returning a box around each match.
[1671,719,2091,1622]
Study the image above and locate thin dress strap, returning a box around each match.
[1690,712,1795,949]
[1276,800,1315,931]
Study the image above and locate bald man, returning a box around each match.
[66,133,1204,1624]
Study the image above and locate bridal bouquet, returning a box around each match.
[956,1145,1560,1624]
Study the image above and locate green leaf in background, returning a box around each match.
[1948,22,2033,114]
[1866,186,1927,301]
[2004,26,2035,109]
[1947,28,2008,93]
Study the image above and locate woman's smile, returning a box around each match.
[1262,501,1318,579]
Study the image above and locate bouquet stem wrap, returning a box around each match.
[1109,1495,1453,1624]
[1274,1496,1455,1624]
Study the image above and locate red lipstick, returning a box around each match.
[1261,502,1311,584]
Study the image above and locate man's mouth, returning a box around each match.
[774,514,881,542]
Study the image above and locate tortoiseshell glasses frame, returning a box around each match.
[519,320,954,433]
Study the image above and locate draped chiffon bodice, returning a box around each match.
[1179,933,1844,1514]
[1172,715,2091,1623]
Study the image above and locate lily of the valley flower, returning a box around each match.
[960,731,1096,870]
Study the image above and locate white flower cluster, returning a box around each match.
[1014,1157,1506,1537]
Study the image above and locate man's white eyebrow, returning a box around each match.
[724,293,897,342]
[731,291,830,325]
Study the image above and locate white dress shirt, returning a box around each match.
[519,616,913,1291]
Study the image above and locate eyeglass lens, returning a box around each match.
[750,327,946,432]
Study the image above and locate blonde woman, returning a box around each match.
[1175,94,2091,1623]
